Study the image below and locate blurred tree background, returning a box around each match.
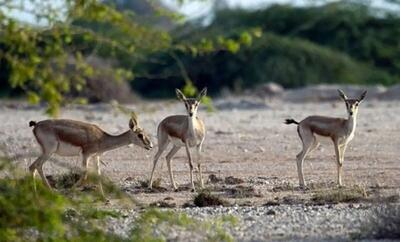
[1,0,400,114]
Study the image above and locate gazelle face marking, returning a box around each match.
[176,88,207,118]
[184,99,200,117]
[345,99,360,116]
[338,89,367,117]
[131,128,153,150]
[129,113,153,150]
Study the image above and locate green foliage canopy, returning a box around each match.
[0,0,171,116]
[133,2,400,97]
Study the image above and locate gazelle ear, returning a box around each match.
[337,89,347,101]
[197,88,207,101]
[129,112,139,130]
[358,90,367,102]
[176,89,186,101]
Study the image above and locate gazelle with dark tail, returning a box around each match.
[285,89,367,188]
[29,113,153,196]
[149,88,207,191]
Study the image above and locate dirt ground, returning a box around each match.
[1,97,399,207]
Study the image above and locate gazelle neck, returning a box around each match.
[99,131,131,152]
[346,113,357,134]
[187,114,197,137]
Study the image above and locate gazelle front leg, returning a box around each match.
[337,143,347,187]
[196,142,204,189]
[333,140,345,187]
[184,141,195,191]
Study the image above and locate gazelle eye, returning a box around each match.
[138,133,143,139]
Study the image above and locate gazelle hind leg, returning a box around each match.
[30,131,58,190]
[309,138,320,153]
[149,130,169,189]
[74,154,91,188]
[184,142,195,192]
[95,156,105,198]
[30,154,52,189]
[166,145,180,190]
[296,127,316,188]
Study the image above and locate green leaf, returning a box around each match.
[225,39,240,53]
[27,92,40,105]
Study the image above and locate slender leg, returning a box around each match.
[75,154,91,187]
[333,140,344,187]
[29,154,52,189]
[166,145,180,190]
[309,139,320,154]
[184,141,195,191]
[196,142,204,188]
[338,143,347,187]
[149,139,169,189]
[95,156,105,198]
[296,128,315,188]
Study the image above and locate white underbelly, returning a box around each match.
[170,137,185,147]
[169,136,198,147]
[315,134,333,144]
[56,141,82,156]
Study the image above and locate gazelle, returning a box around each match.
[285,89,367,188]
[29,113,153,196]
[149,88,207,191]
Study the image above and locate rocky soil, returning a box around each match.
[0,92,399,241]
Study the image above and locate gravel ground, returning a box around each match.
[105,204,399,241]
[0,97,399,241]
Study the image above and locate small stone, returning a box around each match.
[266,209,276,215]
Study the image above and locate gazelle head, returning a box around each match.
[128,112,153,150]
[176,88,207,117]
[338,89,367,117]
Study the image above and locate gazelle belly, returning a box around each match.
[56,141,82,156]
[170,137,185,147]
[169,136,198,147]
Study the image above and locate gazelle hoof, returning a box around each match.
[299,184,307,190]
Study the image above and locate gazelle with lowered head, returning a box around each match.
[149,88,207,191]
[285,89,367,188]
[29,113,153,196]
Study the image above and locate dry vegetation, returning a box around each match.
[0,98,399,240]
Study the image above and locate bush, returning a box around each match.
[193,190,228,207]
[0,157,236,241]
[132,33,396,97]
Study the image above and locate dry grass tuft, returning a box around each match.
[138,178,168,193]
[311,185,367,204]
[224,176,244,185]
[193,190,229,207]
[149,201,176,208]
[209,174,223,184]
[226,185,262,198]
[46,172,81,189]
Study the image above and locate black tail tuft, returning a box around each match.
[284,119,299,125]
[29,121,37,127]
